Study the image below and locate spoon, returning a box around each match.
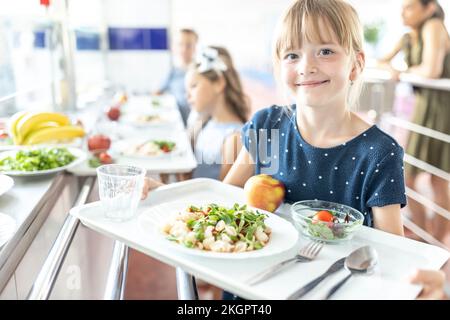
[324,245,378,299]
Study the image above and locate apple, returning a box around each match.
[88,134,111,154]
[244,174,285,213]
[107,106,120,121]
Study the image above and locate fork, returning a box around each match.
[246,240,324,285]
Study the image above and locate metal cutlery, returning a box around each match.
[247,241,324,286]
[286,257,346,299]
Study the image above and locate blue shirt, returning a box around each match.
[160,67,190,125]
[241,105,407,227]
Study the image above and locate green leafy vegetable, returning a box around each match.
[0,147,76,172]
[152,140,176,152]
[163,203,270,252]
[88,157,102,168]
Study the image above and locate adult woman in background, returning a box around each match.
[379,0,450,242]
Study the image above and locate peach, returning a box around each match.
[244,174,285,213]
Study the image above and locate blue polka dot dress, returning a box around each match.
[241,105,407,227]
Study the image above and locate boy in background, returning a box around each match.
[155,28,198,126]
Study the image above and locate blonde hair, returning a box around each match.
[191,46,249,123]
[273,0,365,109]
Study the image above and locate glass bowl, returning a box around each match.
[291,200,364,243]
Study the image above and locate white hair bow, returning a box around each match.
[197,47,227,73]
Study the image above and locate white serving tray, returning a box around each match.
[70,178,450,300]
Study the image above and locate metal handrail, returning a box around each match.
[403,154,450,183]
[403,216,448,250]
[382,114,450,144]
[363,68,450,92]
[103,241,129,300]
[26,177,94,300]
[406,187,450,221]
[399,73,450,92]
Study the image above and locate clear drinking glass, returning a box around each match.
[96,164,146,222]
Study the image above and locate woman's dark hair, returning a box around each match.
[419,0,445,20]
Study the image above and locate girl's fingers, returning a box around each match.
[409,269,446,300]
[141,177,165,200]
[410,269,445,286]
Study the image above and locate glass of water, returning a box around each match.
[97,164,146,222]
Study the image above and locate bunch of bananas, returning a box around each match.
[9,111,85,145]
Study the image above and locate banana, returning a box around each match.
[16,112,70,144]
[8,111,29,144]
[33,121,61,130]
[23,125,85,145]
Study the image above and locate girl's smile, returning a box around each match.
[296,79,330,88]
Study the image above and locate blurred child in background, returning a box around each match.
[155,28,198,126]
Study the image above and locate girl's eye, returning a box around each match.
[283,53,299,61]
[319,49,334,56]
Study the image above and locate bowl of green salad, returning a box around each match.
[0,146,86,176]
[291,200,364,243]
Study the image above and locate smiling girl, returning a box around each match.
[223,0,407,236]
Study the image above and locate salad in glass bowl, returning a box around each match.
[291,200,364,243]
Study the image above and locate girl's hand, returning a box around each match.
[409,269,448,300]
[141,177,164,200]
[389,68,401,81]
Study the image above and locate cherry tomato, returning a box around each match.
[88,135,111,153]
[161,145,170,153]
[107,107,120,121]
[98,152,113,164]
[312,210,334,222]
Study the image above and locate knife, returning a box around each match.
[287,257,346,300]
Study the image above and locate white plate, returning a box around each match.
[0,144,16,152]
[113,138,185,159]
[119,113,176,128]
[138,201,298,259]
[0,212,16,248]
[0,147,87,176]
[0,174,14,196]
[124,95,178,112]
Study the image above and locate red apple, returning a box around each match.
[244,174,285,213]
[88,134,111,154]
[107,106,120,121]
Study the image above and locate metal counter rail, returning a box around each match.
[27,177,94,300]
[0,174,67,293]
[176,267,199,300]
[27,176,130,300]
[103,241,129,300]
